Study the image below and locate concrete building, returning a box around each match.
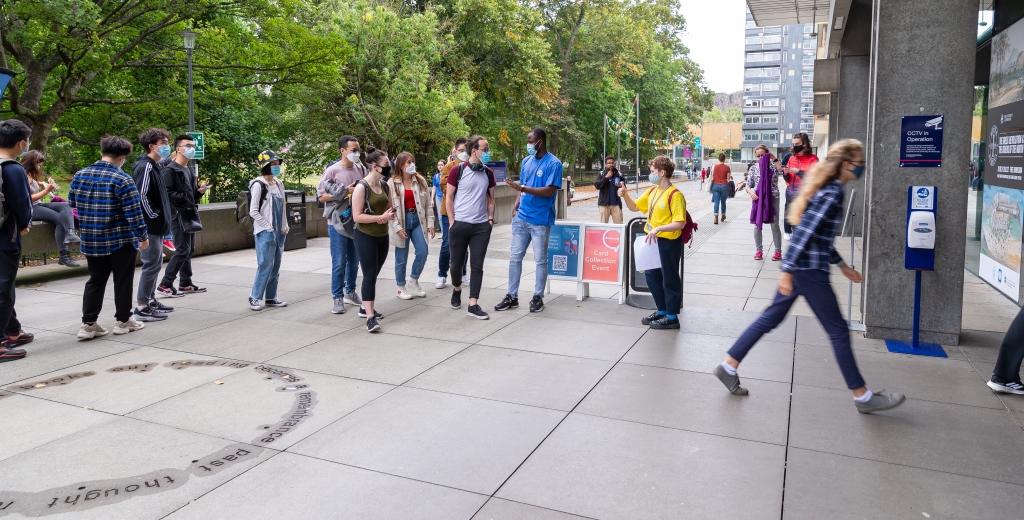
[740,10,818,161]
[746,0,1024,346]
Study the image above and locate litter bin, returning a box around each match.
[284,190,307,251]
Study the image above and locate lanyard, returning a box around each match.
[646,186,671,232]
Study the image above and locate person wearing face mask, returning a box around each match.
[714,139,905,414]
[783,132,818,239]
[745,144,785,261]
[130,128,176,322]
[352,147,396,332]
[318,135,366,314]
[0,120,36,362]
[69,135,151,339]
[389,152,434,299]
[436,137,469,289]
[618,156,687,330]
[157,135,207,298]
[446,135,497,320]
[248,151,290,311]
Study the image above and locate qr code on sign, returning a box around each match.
[553,255,568,272]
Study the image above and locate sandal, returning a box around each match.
[0,347,26,363]
[2,331,34,348]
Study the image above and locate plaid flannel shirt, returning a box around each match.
[69,161,148,257]
[780,180,845,273]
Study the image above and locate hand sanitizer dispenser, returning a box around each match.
[907,211,936,249]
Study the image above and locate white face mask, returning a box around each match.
[346,151,361,164]
[405,163,416,174]
[456,151,469,162]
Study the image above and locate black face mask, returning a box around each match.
[792,145,805,153]
[380,165,392,179]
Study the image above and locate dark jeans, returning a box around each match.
[354,229,388,303]
[32,202,75,252]
[783,192,794,234]
[644,236,682,316]
[449,221,491,299]
[161,217,194,287]
[0,250,21,335]
[438,215,466,278]
[83,244,137,323]
[728,269,866,390]
[993,306,1024,383]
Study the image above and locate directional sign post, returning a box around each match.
[186,131,205,160]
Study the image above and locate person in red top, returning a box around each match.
[783,132,818,238]
[710,153,732,224]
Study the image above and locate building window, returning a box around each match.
[801,73,813,82]
[745,37,762,45]
[762,132,778,141]
[744,68,763,78]
[800,122,814,130]
[800,106,813,114]
[803,25,813,33]
[803,50,815,56]
[764,67,781,77]
[746,21,757,29]
[744,99,762,108]
[802,58,814,65]
[803,41,815,49]
[763,35,782,44]
[763,98,780,107]
[761,115,779,124]
[764,52,780,61]
[801,90,814,99]
[746,53,762,63]
[743,131,760,141]
[744,84,761,93]
[762,83,780,91]
[744,116,760,124]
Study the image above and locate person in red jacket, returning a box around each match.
[783,133,818,240]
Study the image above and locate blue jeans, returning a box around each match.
[251,230,286,300]
[329,226,358,298]
[711,184,730,214]
[508,216,551,299]
[438,214,466,278]
[395,211,428,286]
[727,269,866,390]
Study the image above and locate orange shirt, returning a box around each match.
[712,163,731,185]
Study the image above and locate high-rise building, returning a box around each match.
[740,10,817,161]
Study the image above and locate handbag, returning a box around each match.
[727,180,736,198]
[178,213,203,233]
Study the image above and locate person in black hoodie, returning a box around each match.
[0,120,37,362]
[157,134,207,297]
[131,128,176,321]
[594,156,625,223]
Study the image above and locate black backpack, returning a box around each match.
[236,179,269,233]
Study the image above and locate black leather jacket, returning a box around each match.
[159,158,201,221]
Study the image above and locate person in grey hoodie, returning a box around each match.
[248,150,290,311]
[131,128,175,321]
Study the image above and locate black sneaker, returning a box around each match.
[149,299,174,312]
[265,299,288,308]
[134,306,168,322]
[529,296,544,313]
[248,297,262,311]
[988,377,1024,395]
[157,285,183,298]
[366,317,381,333]
[178,284,207,294]
[467,304,489,320]
[451,289,462,309]
[641,311,662,326]
[494,294,518,311]
[358,307,384,320]
[649,316,680,330]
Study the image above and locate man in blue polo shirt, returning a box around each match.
[496,128,562,313]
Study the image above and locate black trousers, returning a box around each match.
[644,236,682,316]
[354,229,388,302]
[83,244,137,323]
[0,250,21,335]
[161,217,194,287]
[993,305,1024,383]
[449,221,492,299]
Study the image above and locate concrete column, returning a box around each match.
[832,0,872,236]
[860,0,976,345]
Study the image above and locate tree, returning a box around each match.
[725,107,742,122]
[702,107,725,122]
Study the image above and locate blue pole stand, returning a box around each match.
[885,270,947,357]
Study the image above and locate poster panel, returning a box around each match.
[581,225,624,284]
[547,223,581,280]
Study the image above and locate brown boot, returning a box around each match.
[713,215,719,225]
[721,213,727,222]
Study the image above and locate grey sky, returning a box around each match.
[678,0,746,94]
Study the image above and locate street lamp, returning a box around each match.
[177,30,199,133]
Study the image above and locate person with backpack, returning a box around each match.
[618,156,687,330]
[745,144,785,262]
[436,137,469,289]
[352,147,396,332]
[0,120,36,362]
[389,152,434,300]
[247,151,290,311]
[317,136,366,314]
[446,135,496,320]
[130,128,176,322]
[157,134,207,298]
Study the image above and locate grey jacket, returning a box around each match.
[322,180,353,238]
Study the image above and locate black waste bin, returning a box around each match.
[284,190,307,251]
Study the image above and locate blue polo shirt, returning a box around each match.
[517,152,563,226]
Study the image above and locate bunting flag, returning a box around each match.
[604,117,696,146]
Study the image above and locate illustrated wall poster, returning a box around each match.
[581,226,623,284]
[547,223,581,280]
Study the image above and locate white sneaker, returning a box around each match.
[435,276,447,289]
[408,279,427,297]
[396,286,415,300]
[784,233,792,240]
[77,322,109,340]
[113,318,145,335]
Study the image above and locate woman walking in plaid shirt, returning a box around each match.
[713,139,906,414]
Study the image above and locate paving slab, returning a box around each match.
[0,330,132,386]
[378,303,525,344]
[150,314,342,362]
[289,386,565,495]
[479,315,645,361]
[795,316,962,357]
[473,498,593,520]
[63,307,247,346]
[496,413,786,520]
[621,331,794,383]
[676,306,796,343]
[524,295,646,329]
[0,393,116,463]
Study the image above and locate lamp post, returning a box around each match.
[177,30,198,133]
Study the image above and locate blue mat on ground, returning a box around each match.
[884,339,948,358]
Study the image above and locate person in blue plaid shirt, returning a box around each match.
[69,136,151,340]
[714,139,906,415]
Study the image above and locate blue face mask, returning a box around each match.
[480,151,491,164]
[648,173,661,184]
[157,144,171,158]
[526,143,537,156]
[852,164,864,179]
[270,165,281,176]
[19,141,29,157]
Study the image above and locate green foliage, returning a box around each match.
[725,107,742,122]
[702,107,725,122]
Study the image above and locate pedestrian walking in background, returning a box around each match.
[595,156,625,224]
[70,136,150,339]
[437,137,469,289]
[247,150,290,311]
[352,147,396,332]
[700,166,708,190]
[713,139,905,414]
[0,120,37,362]
[131,128,176,322]
[318,135,365,314]
[565,175,575,206]
[497,128,562,314]
[619,156,687,330]
[389,152,433,300]
[157,135,207,298]
[20,150,81,267]
[710,153,731,224]
[433,159,445,222]
[987,305,1024,394]
[746,145,785,261]
[446,135,496,320]
[783,132,818,239]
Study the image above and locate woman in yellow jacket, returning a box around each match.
[619,156,687,330]
[388,152,435,300]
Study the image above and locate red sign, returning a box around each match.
[582,228,622,283]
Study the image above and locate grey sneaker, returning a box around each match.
[713,364,748,396]
[344,291,361,306]
[855,390,906,414]
[332,297,346,314]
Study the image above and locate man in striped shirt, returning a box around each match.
[69,136,151,339]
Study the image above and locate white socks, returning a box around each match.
[720,362,737,376]
[854,390,873,403]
